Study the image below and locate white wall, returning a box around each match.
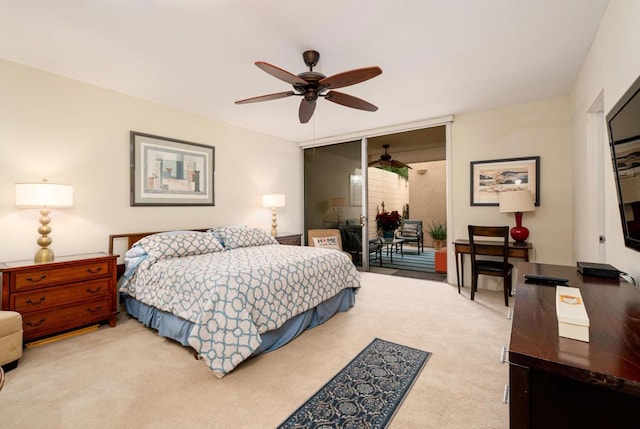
[571,0,640,281]
[0,60,302,263]
[409,160,446,248]
[450,97,573,288]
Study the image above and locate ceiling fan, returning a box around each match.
[368,144,412,169]
[235,50,382,124]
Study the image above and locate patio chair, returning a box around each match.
[338,225,383,267]
[396,219,424,253]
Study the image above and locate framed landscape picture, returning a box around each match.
[470,156,539,206]
[130,131,215,206]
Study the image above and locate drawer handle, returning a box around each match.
[500,346,509,364]
[26,318,46,327]
[503,384,510,404]
[86,286,102,294]
[26,296,46,305]
[26,274,47,283]
[86,305,103,313]
[86,267,103,274]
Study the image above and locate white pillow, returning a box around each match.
[137,231,224,263]
[214,226,278,249]
[312,236,341,250]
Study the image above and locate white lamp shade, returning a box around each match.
[15,182,74,207]
[262,193,285,208]
[499,190,535,213]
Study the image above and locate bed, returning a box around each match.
[113,226,360,377]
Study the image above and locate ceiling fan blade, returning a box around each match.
[255,62,308,85]
[235,91,294,104]
[368,159,412,169]
[391,159,413,169]
[319,66,382,89]
[299,99,316,124]
[324,91,378,112]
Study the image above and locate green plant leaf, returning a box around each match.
[427,221,447,240]
[377,166,409,180]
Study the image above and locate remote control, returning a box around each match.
[524,274,569,285]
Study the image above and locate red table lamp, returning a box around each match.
[499,190,535,244]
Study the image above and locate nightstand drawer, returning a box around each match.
[22,297,112,340]
[13,260,111,291]
[12,278,111,312]
[276,233,302,246]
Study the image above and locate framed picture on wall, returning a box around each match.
[349,174,362,206]
[130,131,215,206]
[470,156,540,206]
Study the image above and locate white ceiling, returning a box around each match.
[0,1,608,144]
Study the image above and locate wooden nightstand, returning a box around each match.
[275,233,302,246]
[0,252,118,342]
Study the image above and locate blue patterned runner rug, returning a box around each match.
[278,338,431,429]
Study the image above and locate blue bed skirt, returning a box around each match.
[122,287,356,356]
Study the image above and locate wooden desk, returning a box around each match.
[453,239,531,288]
[509,262,640,428]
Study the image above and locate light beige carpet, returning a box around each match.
[0,273,511,429]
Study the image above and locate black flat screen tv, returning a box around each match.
[606,74,640,253]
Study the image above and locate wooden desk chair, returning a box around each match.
[467,225,513,307]
[307,229,353,261]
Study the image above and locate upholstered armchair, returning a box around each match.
[0,311,23,374]
[307,229,353,262]
[396,219,424,253]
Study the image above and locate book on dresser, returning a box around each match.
[0,252,118,343]
[556,285,590,342]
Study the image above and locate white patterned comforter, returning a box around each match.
[120,244,360,377]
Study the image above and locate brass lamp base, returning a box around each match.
[271,207,278,237]
[34,206,54,262]
[34,248,54,263]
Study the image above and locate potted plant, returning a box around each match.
[427,221,447,250]
[375,210,402,241]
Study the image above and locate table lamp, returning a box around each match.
[328,197,347,224]
[262,193,285,236]
[499,190,535,244]
[15,179,74,262]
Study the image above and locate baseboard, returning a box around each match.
[25,324,100,349]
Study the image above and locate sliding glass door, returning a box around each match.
[304,139,370,269]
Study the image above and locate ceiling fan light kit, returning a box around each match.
[235,50,382,123]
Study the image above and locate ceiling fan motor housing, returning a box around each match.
[296,71,326,102]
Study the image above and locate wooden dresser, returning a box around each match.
[275,233,302,246]
[509,262,640,428]
[0,252,118,342]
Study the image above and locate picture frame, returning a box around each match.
[349,174,362,206]
[130,131,215,206]
[470,156,539,206]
